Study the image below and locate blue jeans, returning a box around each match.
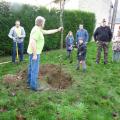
[28,54,40,90]
[12,42,24,62]
[113,51,120,62]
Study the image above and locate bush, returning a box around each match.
[0,1,95,56]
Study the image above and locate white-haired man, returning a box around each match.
[27,16,63,91]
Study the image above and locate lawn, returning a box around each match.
[0,42,120,120]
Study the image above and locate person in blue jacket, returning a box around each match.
[76,24,89,71]
[66,31,74,63]
[76,24,89,46]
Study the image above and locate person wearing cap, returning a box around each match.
[8,20,26,63]
[27,16,63,91]
[94,19,112,64]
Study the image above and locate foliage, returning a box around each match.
[0,1,95,56]
[0,42,120,119]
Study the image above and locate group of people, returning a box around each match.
[65,24,89,72]
[8,17,63,91]
[66,19,120,71]
[95,19,120,63]
[8,17,120,91]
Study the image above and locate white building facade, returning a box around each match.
[47,0,112,27]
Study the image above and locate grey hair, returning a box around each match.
[35,16,45,26]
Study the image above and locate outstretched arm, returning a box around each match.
[42,27,63,35]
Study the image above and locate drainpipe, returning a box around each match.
[111,0,118,33]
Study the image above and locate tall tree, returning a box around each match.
[53,0,66,49]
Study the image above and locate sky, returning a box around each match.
[5,0,51,6]
[112,0,115,4]
[4,0,119,7]
[4,0,120,11]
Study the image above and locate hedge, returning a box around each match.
[0,1,96,56]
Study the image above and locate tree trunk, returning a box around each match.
[60,0,65,49]
[108,2,113,26]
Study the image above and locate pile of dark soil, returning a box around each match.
[3,64,72,89]
[39,64,72,89]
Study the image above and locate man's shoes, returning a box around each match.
[27,86,30,89]
[27,86,46,91]
[96,62,99,64]
[12,61,17,64]
[104,62,108,65]
[35,87,49,91]
[36,87,45,91]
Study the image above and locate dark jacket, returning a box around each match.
[94,26,112,42]
[77,44,86,61]
[66,36,74,51]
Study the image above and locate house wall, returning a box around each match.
[64,0,112,27]
[114,23,120,36]
[47,0,120,35]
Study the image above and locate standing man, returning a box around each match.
[8,20,26,63]
[27,16,63,91]
[94,19,112,64]
[76,24,89,46]
[76,24,89,70]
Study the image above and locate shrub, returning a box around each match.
[0,1,95,55]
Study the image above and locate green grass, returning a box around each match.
[0,42,120,120]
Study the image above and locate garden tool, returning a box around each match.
[16,42,19,60]
[16,42,19,63]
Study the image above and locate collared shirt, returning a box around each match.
[27,26,45,54]
[15,27,22,37]
[8,26,26,43]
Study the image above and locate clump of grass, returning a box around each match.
[0,43,120,120]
